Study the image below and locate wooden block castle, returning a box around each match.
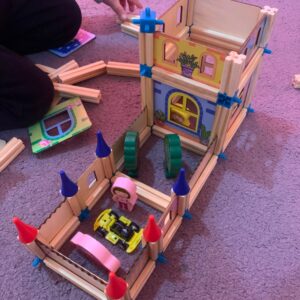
[13,1,278,299]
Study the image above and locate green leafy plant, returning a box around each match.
[201,124,211,141]
[177,52,199,69]
[154,110,166,122]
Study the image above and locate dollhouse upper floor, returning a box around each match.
[154,0,268,89]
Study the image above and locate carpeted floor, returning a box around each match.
[1,0,300,299]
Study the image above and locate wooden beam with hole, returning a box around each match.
[53,83,101,104]
[152,66,219,102]
[152,125,207,155]
[106,61,140,77]
[57,61,106,84]
[0,138,25,172]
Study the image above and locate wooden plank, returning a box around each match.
[43,258,107,300]
[121,22,139,38]
[162,215,183,251]
[53,83,101,104]
[239,48,263,92]
[189,155,218,208]
[86,179,110,210]
[152,66,219,102]
[50,216,80,250]
[293,74,300,89]
[145,78,154,126]
[58,61,106,85]
[186,0,195,26]
[152,125,207,155]
[49,60,79,81]
[193,0,262,41]
[36,64,56,74]
[130,261,156,300]
[223,108,247,150]
[0,138,25,172]
[106,61,140,78]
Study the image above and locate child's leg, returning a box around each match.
[2,0,82,54]
[0,46,53,131]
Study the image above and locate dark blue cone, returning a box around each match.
[173,168,190,196]
[96,131,111,158]
[60,170,78,197]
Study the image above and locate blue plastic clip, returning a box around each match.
[32,257,42,268]
[132,7,164,33]
[140,64,152,78]
[263,47,272,55]
[157,253,167,264]
[247,105,255,113]
[217,92,242,109]
[79,208,90,221]
[218,152,227,160]
[183,209,192,220]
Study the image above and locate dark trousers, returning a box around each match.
[0,0,82,131]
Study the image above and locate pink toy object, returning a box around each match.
[71,232,120,273]
[111,177,137,212]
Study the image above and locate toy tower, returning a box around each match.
[134,0,277,157]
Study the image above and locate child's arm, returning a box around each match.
[96,0,143,21]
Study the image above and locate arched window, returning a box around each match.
[42,108,75,139]
[199,54,216,78]
[168,92,200,133]
[163,41,178,64]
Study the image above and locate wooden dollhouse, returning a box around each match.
[13,1,278,299]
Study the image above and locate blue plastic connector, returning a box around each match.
[32,257,42,268]
[218,152,227,160]
[173,168,190,196]
[79,208,90,221]
[263,47,272,55]
[157,252,167,264]
[247,105,255,113]
[132,7,164,33]
[140,64,152,78]
[217,92,242,109]
[60,170,78,197]
[183,209,192,220]
[96,131,111,158]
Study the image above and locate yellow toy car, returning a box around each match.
[93,209,142,254]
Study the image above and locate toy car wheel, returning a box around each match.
[117,240,128,251]
[130,222,140,232]
[98,228,108,238]
[109,211,119,219]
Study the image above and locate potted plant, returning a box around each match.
[177,51,199,78]
[154,110,166,126]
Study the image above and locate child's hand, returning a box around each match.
[103,0,143,21]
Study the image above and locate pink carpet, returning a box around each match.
[1,0,300,299]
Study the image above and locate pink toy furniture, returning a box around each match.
[111,177,138,212]
[71,232,120,272]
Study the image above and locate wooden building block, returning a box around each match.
[36,64,56,74]
[53,82,101,104]
[58,61,106,84]
[292,74,300,89]
[0,138,25,172]
[106,61,140,77]
[49,60,79,81]
[121,22,139,38]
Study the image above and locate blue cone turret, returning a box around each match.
[60,170,78,197]
[173,168,190,196]
[96,131,111,158]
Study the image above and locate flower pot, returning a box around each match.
[181,65,194,78]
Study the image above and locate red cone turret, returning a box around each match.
[143,215,161,243]
[13,217,38,244]
[105,272,128,299]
